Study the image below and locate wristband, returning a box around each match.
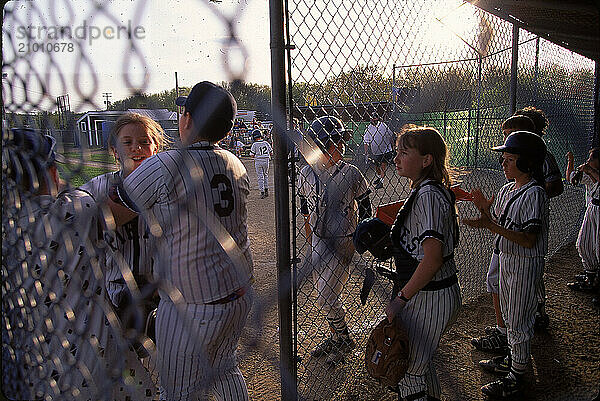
[398,292,409,302]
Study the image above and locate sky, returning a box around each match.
[3,0,592,115]
[3,0,271,112]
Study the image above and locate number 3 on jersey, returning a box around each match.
[211,174,234,217]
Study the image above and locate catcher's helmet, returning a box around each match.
[353,217,394,261]
[308,116,352,150]
[492,130,546,174]
[252,129,262,139]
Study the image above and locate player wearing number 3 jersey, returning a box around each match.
[109,81,254,401]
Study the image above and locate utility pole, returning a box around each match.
[175,72,180,119]
[102,92,112,110]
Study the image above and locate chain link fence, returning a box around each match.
[2,0,597,400]
[2,1,270,400]
[286,0,595,398]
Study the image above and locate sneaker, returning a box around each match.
[264,188,269,197]
[481,376,522,398]
[471,328,508,354]
[534,311,550,331]
[311,334,356,358]
[479,355,511,375]
[260,192,266,199]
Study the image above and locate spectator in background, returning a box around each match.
[363,113,396,190]
[234,136,245,158]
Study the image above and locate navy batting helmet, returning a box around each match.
[252,129,262,140]
[492,130,546,174]
[352,217,394,261]
[307,116,352,150]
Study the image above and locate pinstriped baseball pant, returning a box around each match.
[311,237,354,323]
[396,283,461,399]
[156,289,253,401]
[254,159,269,192]
[576,204,599,272]
[499,254,543,374]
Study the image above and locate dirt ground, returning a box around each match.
[237,157,599,401]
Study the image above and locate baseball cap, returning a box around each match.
[175,81,237,140]
[10,128,65,165]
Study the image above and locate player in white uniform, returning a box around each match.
[385,127,461,401]
[108,81,254,401]
[2,129,121,400]
[514,107,564,330]
[464,131,549,398]
[80,113,171,395]
[298,116,372,366]
[565,149,600,296]
[363,114,396,189]
[250,129,273,198]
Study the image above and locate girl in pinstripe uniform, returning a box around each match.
[385,127,461,401]
[80,113,170,397]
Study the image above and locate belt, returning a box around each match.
[206,287,247,305]
[420,274,458,291]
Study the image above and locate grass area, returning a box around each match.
[58,164,114,187]
[61,150,116,164]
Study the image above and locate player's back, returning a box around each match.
[129,145,253,304]
[251,140,271,158]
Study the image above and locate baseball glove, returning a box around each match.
[365,318,410,387]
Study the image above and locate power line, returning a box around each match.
[102,92,112,110]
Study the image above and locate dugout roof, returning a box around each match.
[468,0,600,61]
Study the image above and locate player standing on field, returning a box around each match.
[298,116,372,366]
[471,115,537,354]
[464,131,549,399]
[385,127,461,401]
[565,148,600,300]
[250,129,273,198]
[108,81,254,401]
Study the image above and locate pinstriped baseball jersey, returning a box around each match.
[27,190,112,399]
[3,195,54,400]
[576,182,600,271]
[390,179,461,399]
[543,151,561,183]
[391,179,458,281]
[298,161,369,238]
[250,140,272,159]
[121,142,253,304]
[81,172,154,306]
[491,180,549,257]
[570,170,595,207]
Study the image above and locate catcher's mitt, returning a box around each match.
[365,318,409,387]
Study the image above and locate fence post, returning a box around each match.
[594,61,600,148]
[509,23,519,115]
[269,0,296,400]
